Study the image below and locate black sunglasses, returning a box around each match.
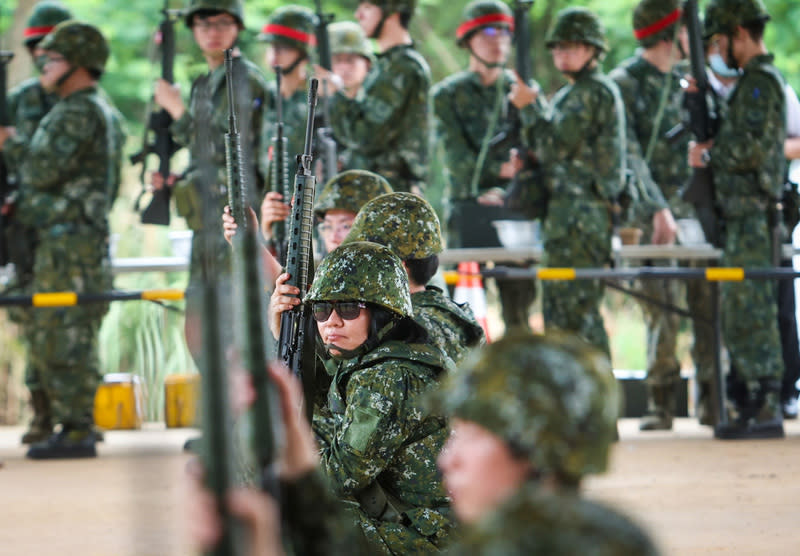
[312,301,367,322]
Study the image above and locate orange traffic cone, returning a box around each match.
[453,261,490,342]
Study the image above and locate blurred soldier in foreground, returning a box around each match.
[0,21,126,459]
[1,0,72,445]
[432,0,540,332]
[510,7,623,357]
[316,0,431,194]
[688,0,786,439]
[343,191,485,364]
[187,332,659,555]
[611,0,713,430]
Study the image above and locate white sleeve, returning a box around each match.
[785,84,800,138]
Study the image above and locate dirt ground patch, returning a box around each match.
[2,419,799,555]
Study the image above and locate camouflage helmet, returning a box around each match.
[39,21,109,74]
[305,241,413,318]
[258,5,317,55]
[23,1,73,47]
[430,331,618,483]
[545,7,607,53]
[184,0,245,29]
[343,192,443,260]
[703,0,770,39]
[368,0,417,15]
[314,170,393,219]
[633,0,683,48]
[329,21,374,62]
[456,0,514,46]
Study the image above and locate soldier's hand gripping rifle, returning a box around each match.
[271,68,291,266]
[680,0,721,246]
[314,1,338,183]
[131,1,181,226]
[0,48,14,267]
[278,79,319,421]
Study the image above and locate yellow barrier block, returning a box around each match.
[164,374,201,428]
[538,268,576,280]
[93,373,143,430]
[142,289,185,301]
[32,292,78,307]
[706,268,745,281]
[442,270,459,287]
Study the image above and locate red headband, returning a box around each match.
[634,8,682,40]
[262,24,317,46]
[24,25,56,38]
[456,13,514,40]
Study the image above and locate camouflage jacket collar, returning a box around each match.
[464,68,515,89]
[743,53,776,73]
[378,41,416,59]
[63,85,99,101]
[334,339,451,377]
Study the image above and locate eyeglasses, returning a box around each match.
[194,18,238,32]
[312,301,366,322]
[479,25,511,38]
[318,222,353,236]
[43,54,66,65]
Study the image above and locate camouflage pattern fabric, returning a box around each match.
[519,66,623,356]
[431,70,541,330]
[313,340,454,554]
[703,0,769,39]
[3,86,125,428]
[314,170,393,219]
[170,55,268,285]
[709,54,785,387]
[412,286,485,365]
[329,43,431,193]
[306,241,413,318]
[184,0,245,28]
[23,0,72,46]
[450,483,659,555]
[260,81,308,195]
[610,54,715,390]
[39,21,109,75]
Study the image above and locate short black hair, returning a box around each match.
[404,255,439,286]
[741,19,766,42]
[399,11,412,29]
[369,305,429,345]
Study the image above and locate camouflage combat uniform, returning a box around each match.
[432,69,541,331]
[520,69,621,356]
[329,43,431,193]
[306,242,455,554]
[412,286,484,365]
[4,77,126,440]
[710,54,786,422]
[610,0,716,427]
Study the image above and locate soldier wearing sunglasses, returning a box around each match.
[268,240,454,553]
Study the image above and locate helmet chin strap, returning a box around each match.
[324,320,396,360]
[726,34,740,69]
[52,64,76,90]
[278,51,307,76]
[469,46,506,70]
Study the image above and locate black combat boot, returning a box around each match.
[26,424,98,459]
[715,379,784,440]
[639,383,674,431]
[21,389,53,444]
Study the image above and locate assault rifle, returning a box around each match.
[271,68,291,265]
[314,0,338,183]
[0,48,13,267]
[224,49,280,496]
[679,0,721,246]
[278,79,319,420]
[131,1,181,226]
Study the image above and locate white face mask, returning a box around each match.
[709,53,740,78]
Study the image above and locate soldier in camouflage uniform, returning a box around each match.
[304,241,454,552]
[688,0,786,439]
[431,331,659,554]
[0,21,126,459]
[510,7,624,357]
[329,21,374,99]
[0,0,72,445]
[342,192,485,364]
[152,0,268,368]
[610,0,716,430]
[317,0,430,194]
[432,0,541,332]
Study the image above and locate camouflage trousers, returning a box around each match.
[721,214,784,385]
[542,229,611,358]
[27,228,111,427]
[634,260,716,386]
